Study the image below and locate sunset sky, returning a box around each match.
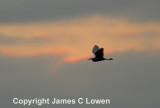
[1,0,160,108]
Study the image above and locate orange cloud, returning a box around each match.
[32,33,50,38]
[64,54,92,63]
[0,15,160,63]
[2,47,73,57]
[116,30,136,36]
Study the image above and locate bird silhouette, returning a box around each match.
[88,45,113,62]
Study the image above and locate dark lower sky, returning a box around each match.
[1,51,160,108]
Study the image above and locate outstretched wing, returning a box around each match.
[92,45,99,54]
[95,48,104,59]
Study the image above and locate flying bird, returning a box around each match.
[88,45,113,62]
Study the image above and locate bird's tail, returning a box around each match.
[105,58,113,60]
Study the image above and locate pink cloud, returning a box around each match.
[116,30,136,36]
[63,54,92,63]
[32,33,52,38]
[2,47,73,57]
[0,15,160,63]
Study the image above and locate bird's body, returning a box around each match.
[89,45,113,62]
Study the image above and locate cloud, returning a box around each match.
[63,54,92,63]
[0,15,160,62]
[0,34,54,45]
[1,47,73,57]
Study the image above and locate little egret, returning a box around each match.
[88,45,113,62]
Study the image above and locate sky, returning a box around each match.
[0,0,160,108]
